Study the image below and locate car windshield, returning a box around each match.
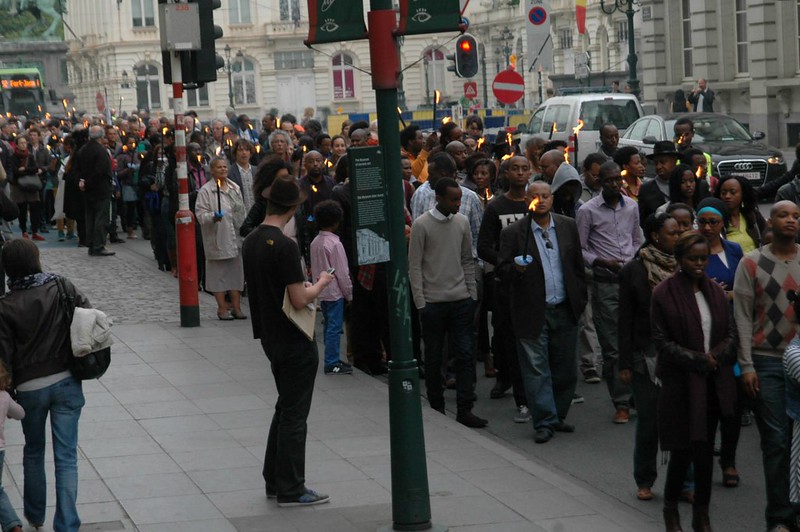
[579,99,640,131]
[666,116,753,142]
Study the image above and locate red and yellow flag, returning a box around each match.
[576,0,587,34]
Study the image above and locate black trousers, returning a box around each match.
[350,266,391,371]
[85,197,110,252]
[492,279,526,407]
[17,201,41,234]
[262,339,318,499]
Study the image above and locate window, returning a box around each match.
[233,58,256,105]
[229,0,251,24]
[615,21,627,43]
[132,0,155,27]
[528,108,546,133]
[134,64,161,110]
[735,0,748,73]
[558,29,573,50]
[681,0,692,78]
[332,53,356,100]
[542,105,570,133]
[274,51,314,70]
[186,85,209,107]
[423,48,446,97]
[280,0,300,22]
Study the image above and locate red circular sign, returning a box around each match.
[95,91,106,113]
[492,69,525,104]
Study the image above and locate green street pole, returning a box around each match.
[367,1,444,531]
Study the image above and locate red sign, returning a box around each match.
[464,81,478,99]
[492,69,524,104]
[95,91,106,113]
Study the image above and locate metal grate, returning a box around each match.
[717,159,768,183]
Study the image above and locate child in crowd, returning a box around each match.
[310,200,353,375]
[0,364,24,532]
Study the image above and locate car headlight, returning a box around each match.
[768,156,784,165]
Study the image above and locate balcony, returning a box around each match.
[263,20,307,39]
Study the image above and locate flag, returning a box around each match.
[576,0,587,35]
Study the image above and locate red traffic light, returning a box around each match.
[459,40,472,52]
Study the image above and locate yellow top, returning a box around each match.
[726,215,756,254]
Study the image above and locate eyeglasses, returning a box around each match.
[696,218,722,227]
[542,229,554,249]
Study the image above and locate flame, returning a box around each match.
[434,90,441,105]
[396,107,403,115]
[311,185,318,193]
[302,145,308,153]
[572,119,585,135]
[275,118,281,129]
[325,159,333,168]
[484,189,493,202]
[477,138,485,150]
[552,123,558,133]
[61,98,68,108]
[226,138,233,147]
[247,123,253,130]
[196,154,202,163]
[162,127,168,136]
[621,169,628,177]
[564,150,570,165]
[255,144,261,153]
[677,135,685,145]
[442,116,452,124]
[506,132,513,147]
[215,146,221,156]
[501,154,512,161]
[696,166,703,178]
[216,179,222,188]
[528,197,540,212]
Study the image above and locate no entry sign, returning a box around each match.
[492,69,525,104]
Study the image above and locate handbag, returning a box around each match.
[281,288,316,341]
[16,174,42,192]
[55,277,111,380]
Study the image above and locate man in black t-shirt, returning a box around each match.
[242,176,333,508]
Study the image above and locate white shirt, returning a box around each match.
[695,291,712,353]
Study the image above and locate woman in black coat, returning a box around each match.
[651,231,738,532]
[63,130,88,246]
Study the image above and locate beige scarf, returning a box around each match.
[638,245,677,289]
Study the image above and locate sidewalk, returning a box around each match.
[0,244,662,531]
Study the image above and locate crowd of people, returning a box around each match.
[3,105,800,530]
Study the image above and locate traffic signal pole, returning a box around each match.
[170,50,200,327]
[368,2,444,531]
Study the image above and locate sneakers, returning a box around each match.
[65,232,77,240]
[31,233,45,241]
[57,230,65,241]
[324,362,353,375]
[571,393,584,405]
[613,407,630,424]
[583,369,601,384]
[513,405,531,423]
[277,488,330,507]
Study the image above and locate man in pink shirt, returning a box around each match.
[310,200,353,374]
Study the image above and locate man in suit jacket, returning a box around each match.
[687,78,714,112]
[74,125,114,256]
[497,181,587,443]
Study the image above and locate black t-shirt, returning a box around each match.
[242,224,307,346]
[477,194,529,265]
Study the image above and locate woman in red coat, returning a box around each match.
[651,231,738,532]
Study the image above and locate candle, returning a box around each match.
[216,179,222,215]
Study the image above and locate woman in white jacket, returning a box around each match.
[195,157,247,320]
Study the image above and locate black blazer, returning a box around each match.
[497,213,587,340]
[227,163,244,190]
[618,256,653,373]
[72,140,112,201]
[637,178,667,227]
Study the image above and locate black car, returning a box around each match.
[618,113,787,186]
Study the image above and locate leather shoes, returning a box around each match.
[456,411,488,428]
[534,428,553,443]
[552,421,575,433]
[490,380,511,399]
[613,408,630,424]
[89,248,115,256]
[109,236,125,243]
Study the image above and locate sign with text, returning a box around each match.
[397,0,462,36]
[349,146,391,265]
[526,0,553,71]
[305,0,368,45]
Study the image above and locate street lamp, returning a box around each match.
[223,44,244,108]
[600,0,639,97]
[493,26,514,71]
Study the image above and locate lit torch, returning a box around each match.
[477,137,485,151]
[549,122,557,140]
[572,119,585,170]
[523,196,541,263]
[397,107,407,128]
[442,116,452,125]
[432,89,441,130]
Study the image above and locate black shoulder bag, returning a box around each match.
[55,277,111,380]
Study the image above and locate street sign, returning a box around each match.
[464,81,478,99]
[528,6,547,25]
[95,91,105,113]
[492,69,525,104]
[349,146,391,265]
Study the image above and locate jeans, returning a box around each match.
[0,450,21,531]
[752,355,795,528]
[516,304,578,430]
[17,376,84,532]
[261,339,318,500]
[592,279,631,409]
[421,298,477,413]
[631,369,659,488]
[84,196,110,253]
[321,298,345,368]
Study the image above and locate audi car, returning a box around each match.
[618,113,787,187]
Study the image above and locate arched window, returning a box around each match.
[134,63,161,110]
[423,48,446,97]
[332,53,355,100]
[233,58,256,105]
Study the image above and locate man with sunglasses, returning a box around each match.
[497,181,587,443]
[576,161,641,424]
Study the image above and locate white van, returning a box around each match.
[518,94,644,166]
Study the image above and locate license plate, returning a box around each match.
[738,171,761,181]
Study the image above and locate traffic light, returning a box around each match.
[447,34,479,78]
[161,0,223,85]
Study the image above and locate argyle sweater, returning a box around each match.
[734,245,800,374]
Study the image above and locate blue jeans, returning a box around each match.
[321,299,345,368]
[752,355,795,528]
[516,304,579,431]
[0,450,21,531]
[17,376,84,532]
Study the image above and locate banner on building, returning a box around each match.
[576,0,586,34]
[305,0,368,45]
[397,0,462,36]
[0,0,65,41]
[526,0,553,72]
